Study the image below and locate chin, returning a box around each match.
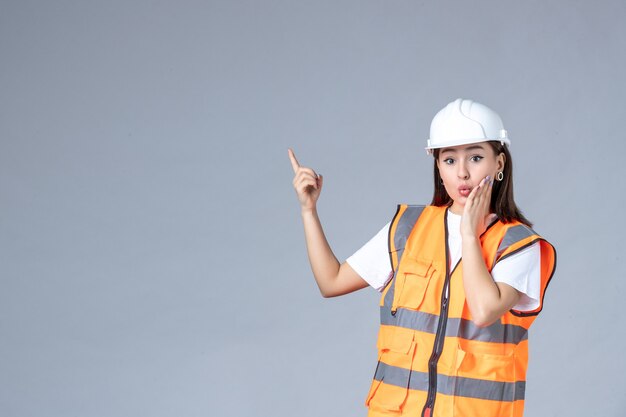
[452,197,467,204]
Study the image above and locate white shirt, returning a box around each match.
[346,211,541,311]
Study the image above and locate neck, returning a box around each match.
[448,202,464,215]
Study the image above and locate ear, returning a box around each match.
[496,152,506,172]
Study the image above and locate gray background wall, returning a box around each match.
[1,1,625,416]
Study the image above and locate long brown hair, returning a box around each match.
[430,141,532,227]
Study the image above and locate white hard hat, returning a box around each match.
[425,98,510,154]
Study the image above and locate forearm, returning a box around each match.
[461,236,505,326]
[300,207,341,296]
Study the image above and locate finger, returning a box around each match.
[478,176,488,190]
[294,174,317,189]
[474,185,487,207]
[476,176,490,200]
[288,148,301,174]
[472,176,487,194]
[466,183,479,206]
[297,176,318,191]
[484,176,494,196]
[297,166,318,179]
[293,169,318,186]
[481,175,493,200]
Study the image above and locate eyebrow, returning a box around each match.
[441,145,486,154]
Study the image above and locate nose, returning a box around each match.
[457,160,469,180]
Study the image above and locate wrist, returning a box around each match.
[461,234,480,244]
[301,207,318,217]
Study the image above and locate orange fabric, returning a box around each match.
[366,205,556,417]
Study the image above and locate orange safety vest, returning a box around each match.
[365,205,557,417]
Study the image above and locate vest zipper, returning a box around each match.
[421,209,452,417]
[421,271,450,417]
[418,209,499,417]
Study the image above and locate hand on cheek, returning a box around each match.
[460,176,495,238]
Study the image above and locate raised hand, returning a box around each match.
[288,148,323,212]
[460,176,497,238]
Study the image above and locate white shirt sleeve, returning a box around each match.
[492,242,541,312]
[345,222,393,292]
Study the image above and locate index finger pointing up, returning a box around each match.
[288,148,301,173]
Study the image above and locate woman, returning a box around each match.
[288,98,556,417]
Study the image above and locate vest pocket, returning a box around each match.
[394,257,436,310]
[366,329,417,412]
[450,344,515,417]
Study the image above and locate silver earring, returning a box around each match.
[496,171,504,181]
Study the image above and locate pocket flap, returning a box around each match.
[392,257,436,311]
[377,327,414,354]
[453,343,515,382]
[402,257,434,277]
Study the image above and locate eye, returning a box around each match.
[443,158,454,165]
[469,155,484,163]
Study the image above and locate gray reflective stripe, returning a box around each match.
[392,205,425,258]
[448,314,528,344]
[495,225,536,262]
[381,304,439,333]
[380,306,528,344]
[384,205,426,309]
[374,362,526,402]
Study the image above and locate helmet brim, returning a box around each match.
[425,137,511,155]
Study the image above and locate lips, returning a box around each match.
[458,185,472,197]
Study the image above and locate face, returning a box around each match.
[436,142,505,215]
